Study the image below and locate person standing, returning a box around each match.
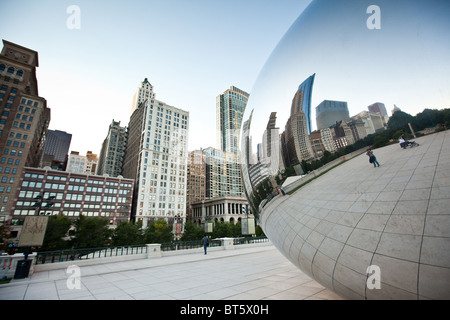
[201,235,210,255]
[366,149,380,167]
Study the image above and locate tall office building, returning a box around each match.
[186,150,206,220]
[39,129,72,170]
[261,112,281,176]
[97,120,127,177]
[0,40,50,224]
[216,86,249,154]
[368,102,389,125]
[368,102,387,117]
[122,79,189,228]
[297,73,315,135]
[315,100,350,130]
[281,87,314,167]
[130,78,155,116]
[203,147,245,199]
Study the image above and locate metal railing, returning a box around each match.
[35,236,269,264]
[160,239,222,252]
[36,245,147,264]
[233,236,269,245]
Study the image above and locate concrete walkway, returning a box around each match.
[0,244,342,300]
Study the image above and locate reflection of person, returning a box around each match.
[399,135,408,148]
[201,235,210,255]
[366,149,380,167]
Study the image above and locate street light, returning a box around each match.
[31,192,55,215]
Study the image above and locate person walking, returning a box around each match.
[201,234,210,255]
[366,149,380,167]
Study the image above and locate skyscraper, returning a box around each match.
[0,40,50,224]
[297,73,315,135]
[39,129,72,170]
[315,100,350,130]
[186,150,206,220]
[122,79,189,228]
[97,120,127,177]
[216,86,249,154]
[281,88,315,167]
[130,78,155,116]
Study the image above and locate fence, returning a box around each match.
[35,237,268,265]
[160,239,222,252]
[36,245,147,265]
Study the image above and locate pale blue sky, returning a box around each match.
[0,0,312,154]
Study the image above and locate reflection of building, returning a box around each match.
[11,167,133,230]
[97,120,127,177]
[316,100,350,130]
[330,120,355,146]
[348,118,368,142]
[216,86,249,154]
[368,102,387,117]
[281,87,314,168]
[40,130,72,170]
[262,112,280,175]
[351,111,384,135]
[368,102,389,125]
[297,74,315,135]
[122,79,189,228]
[0,41,51,224]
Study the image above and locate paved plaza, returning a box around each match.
[0,244,342,300]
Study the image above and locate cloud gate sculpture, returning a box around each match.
[240,0,450,299]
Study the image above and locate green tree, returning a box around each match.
[71,215,112,249]
[143,219,172,243]
[387,110,415,132]
[111,221,143,246]
[41,215,72,251]
[180,221,204,241]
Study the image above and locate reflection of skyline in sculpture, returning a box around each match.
[240,74,317,215]
[239,0,450,300]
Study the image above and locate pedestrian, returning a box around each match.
[399,135,408,148]
[366,149,380,167]
[201,234,210,255]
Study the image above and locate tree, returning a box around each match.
[387,110,415,131]
[181,221,204,241]
[143,219,172,243]
[111,221,143,246]
[0,223,13,253]
[71,215,112,249]
[41,215,72,251]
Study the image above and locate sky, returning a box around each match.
[0,0,312,155]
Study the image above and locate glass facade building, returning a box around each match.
[296,73,315,135]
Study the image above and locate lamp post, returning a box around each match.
[31,192,55,215]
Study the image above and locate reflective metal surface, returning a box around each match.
[240,0,450,299]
